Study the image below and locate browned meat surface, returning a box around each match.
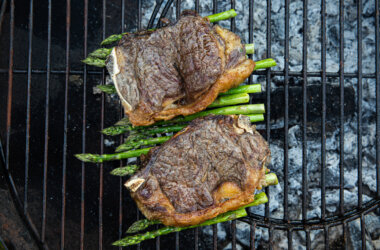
[106,10,255,126]
[125,115,270,226]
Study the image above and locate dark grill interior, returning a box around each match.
[0,0,379,249]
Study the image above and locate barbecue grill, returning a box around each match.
[0,0,379,249]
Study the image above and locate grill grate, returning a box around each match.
[0,0,379,249]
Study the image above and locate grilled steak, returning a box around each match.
[106,10,255,126]
[125,115,270,227]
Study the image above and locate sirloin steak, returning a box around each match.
[125,115,270,226]
[106,10,255,126]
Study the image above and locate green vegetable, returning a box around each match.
[113,192,268,247]
[110,165,139,176]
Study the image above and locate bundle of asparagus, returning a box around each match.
[77,9,278,247]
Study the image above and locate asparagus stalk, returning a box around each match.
[254,58,277,70]
[103,113,264,137]
[88,47,113,59]
[207,93,249,108]
[113,192,268,247]
[206,9,237,23]
[110,165,139,176]
[96,84,116,94]
[219,84,261,96]
[126,219,161,234]
[75,147,152,163]
[154,104,265,126]
[245,43,254,54]
[115,136,171,152]
[97,83,261,97]
[81,57,106,68]
[102,104,264,136]
[100,9,237,46]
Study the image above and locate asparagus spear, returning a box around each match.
[110,165,139,176]
[96,84,116,94]
[75,147,152,163]
[113,192,268,247]
[245,43,254,54]
[126,219,161,234]
[103,113,264,137]
[115,136,171,152]
[154,104,265,126]
[101,104,265,136]
[207,93,249,108]
[254,58,277,70]
[219,84,261,96]
[100,9,237,46]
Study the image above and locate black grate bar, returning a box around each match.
[360,215,366,250]
[5,0,14,173]
[138,0,142,30]
[325,226,329,250]
[81,0,88,249]
[268,226,273,249]
[357,0,363,210]
[243,199,379,230]
[157,0,175,28]
[118,1,125,250]
[176,2,181,249]
[339,0,345,216]
[306,229,311,249]
[24,0,34,215]
[343,222,348,249]
[60,0,71,248]
[283,0,290,222]
[41,0,52,243]
[212,1,218,247]
[265,0,272,248]
[230,1,237,249]
[248,0,254,86]
[137,2,142,249]
[265,0,271,218]
[156,228,160,250]
[301,0,308,222]
[357,1,365,248]
[231,220,237,250]
[249,222,255,250]
[288,229,292,249]
[321,0,327,222]
[148,0,164,29]
[376,0,380,199]
[99,0,106,249]
[0,0,7,34]
[1,68,378,79]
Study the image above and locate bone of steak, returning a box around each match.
[125,115,270,227]
[106,10,255,126]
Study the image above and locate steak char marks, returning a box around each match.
[106,10,255,126]
[125,115,270,226]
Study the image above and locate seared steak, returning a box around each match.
[125,115,270,226]
[106,10,255,126]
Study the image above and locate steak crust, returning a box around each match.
[125,115,270,226]
[106,11,255,126]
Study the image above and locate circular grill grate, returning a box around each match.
[0,0,379,249]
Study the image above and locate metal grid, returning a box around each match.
[0,0,379,249]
